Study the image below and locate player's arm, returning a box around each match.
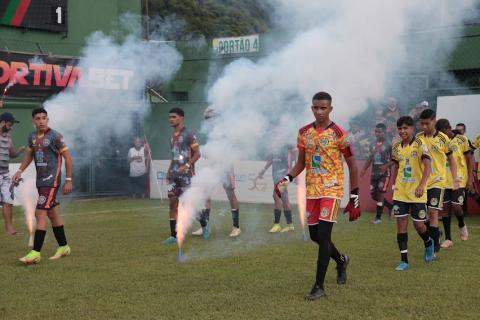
[8,139,26,158]
[465,151,474,193]
[391,161,399,190]
[345,155,359,191]
[447,153,459,190]
[415,157,431,198]
[62,149,73,194]
[343,153,361,221]
[257,155,273,179]
[12,148,34,183]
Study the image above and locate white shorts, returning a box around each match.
[0,173,14,205]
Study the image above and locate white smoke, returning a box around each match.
[176,0,476,247]
[44,15,183,156]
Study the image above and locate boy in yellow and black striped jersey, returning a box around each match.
[391,116,434,271]
[417,109,458,254]
[436,119,474,247]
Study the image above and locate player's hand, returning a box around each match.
[274,174,293,197]
[466,180,475,194]
[178,165,189,175]
[62,180,73,194]
[12,170,22,184]
[343,188,361,221]
[414,184,425,198]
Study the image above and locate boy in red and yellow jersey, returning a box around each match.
[276,92,361,300]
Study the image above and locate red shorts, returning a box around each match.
[307,198,342,224]
[37,187,59,210]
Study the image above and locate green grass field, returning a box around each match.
[1,199,480,320]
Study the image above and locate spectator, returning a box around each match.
[127,137,147,198]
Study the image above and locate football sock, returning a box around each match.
[33,229,47,252]
[330,242,343,264]
[274,209,281,224]
[428,226,440,252]
[284,210,292,224]
[52,225,68,246]
[442,216,452,240]
[375,203,383,220]
[202,208,211,222]
[169,219,177,238]
[397,233,408,263]
[418,230,432,247]
[315,222,334,289]
[455,213,465,228]
[231,209,239,228]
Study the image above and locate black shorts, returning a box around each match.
[37,187,59,210]
[427,188,445,210]
[370,174,390,196]
[443,188,465,205]
[167,176,191,198]
[393,200,428,221]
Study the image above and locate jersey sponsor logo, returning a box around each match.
[42,174,53,181]
[418,209,427,219]
[323,180,338,187]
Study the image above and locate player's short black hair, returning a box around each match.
[169,107,184,117]
[452,129,461,135]
[32,108,48,117]
[419,108,436,120]
[397,116,414,127]
[435,118,450,131]
[312,91,332,102]
[456,123,466,129]
[375,123,387,131]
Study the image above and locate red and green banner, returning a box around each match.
[0,0,31,26]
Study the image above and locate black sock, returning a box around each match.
[231,209,239,228]
[397,233,408,263]
[274,209,281,224]
[418,229,432,247]
[169,219,177,238]
[33,229,47,252]
[315,222,334,289]
[442,216,452,240]
[383,200,393,210]
[52,225,68,246]
[375,205,384,220]
[330,242,343,264]
[455,213,465,228]
[202,208,211,222]
[428,226,440,252]
[284,210,292,224]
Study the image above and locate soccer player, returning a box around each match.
[391,116,434,271]
[436,120,473,247]
[0,112,26,235]
[417,109,458,253]
[360,123,393,224]
[276,92,361,300]
[192,107,242,237]
[257,144,295,232]
[13,108,73,264]
[164,107,202,244]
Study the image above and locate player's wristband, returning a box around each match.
[17,169,23,173]
[285,174,294,182]
[65,177,72,181]
[185,163,191,168]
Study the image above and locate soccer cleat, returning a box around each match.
[19,250,41,265]
[440,239,453,248]
[162,236,177,244]
[336,255,349,284]
[395,261,409,271]
[459,225,469,241]
[371,219,382,224]
[191,228,203,236]
[49,245,71,260]
[202,223,210,240]
[229,227,242,237]
[280,224,294,232]
[305,284,326,300]
[269,224,282,233]
[424,240,435,262]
